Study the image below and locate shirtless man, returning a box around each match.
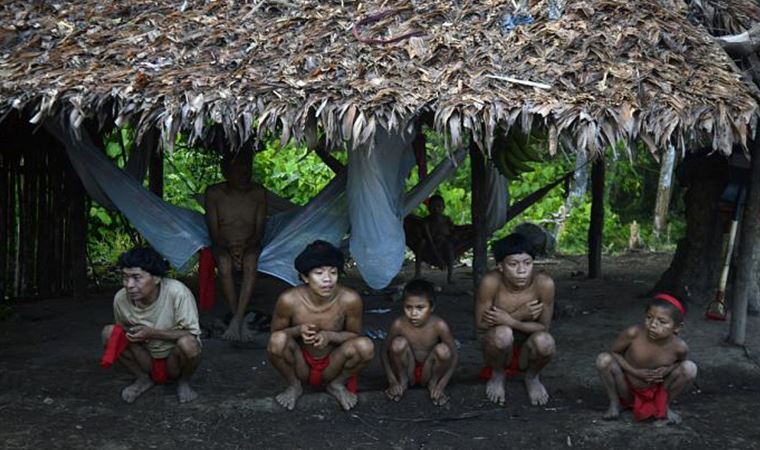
[596,292,697,424]
[383,279,458,406]
[475,233,556,406]
[420,195,456,284]
[267,240,375,411]
[205,150,267,341]
[100,247,201,403]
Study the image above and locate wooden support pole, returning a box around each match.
[729,140,760,345]
[149,146,164,198]
[0,148,7,297]
[67,158,88,300]
[471,140,488,288]
[588,158,605,278]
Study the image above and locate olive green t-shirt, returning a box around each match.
[113,278,201,359]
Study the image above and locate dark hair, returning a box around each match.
[403,279,436,306]
[647,291,687,323]
[492,233,535,263]
[117,247,170,277]
[294,240,344,276]
[428,194,444,204]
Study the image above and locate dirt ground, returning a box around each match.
[1,253,760,450]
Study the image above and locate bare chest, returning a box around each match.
[625,335,678,369]
[292,302,346,331]
[494,285,539,312]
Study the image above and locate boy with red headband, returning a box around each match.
[267,240,374,411]
[596,292,697,424]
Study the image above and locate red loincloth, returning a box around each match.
[414,361,424,386]
[198,247,216,311]
[301,348,358,393]
[479,344,522,380]
[100,324,129,368]
[621,376,669,421]
[150,358,169,384]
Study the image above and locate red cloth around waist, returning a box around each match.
[621,375,668,421]
[151,358,169,384]
[479,343,522,380]
[301,348,358,393]
[198,247,216,311]
[100,324,130,368]
[414,361,424,386]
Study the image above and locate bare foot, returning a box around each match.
[430,385,449,406]
[525,374,549,406]
[485,372,506,405]
[177,381,198,403]
[327,380,358,411]
[275,384,303,411]
[666,408,682,424]
[121,377,154,403]
[603,402,621,420]
[385,382,406,402]
[222,317,242,341]
[239,325,258,343]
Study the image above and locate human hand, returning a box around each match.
[483,306,513,327]
[645,366,670,383]
[300,324,318,344]
[513,300,543,321]
[126,325,152,342]
[311,331,329,349]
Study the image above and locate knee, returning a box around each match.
[177,335,201,359]
[267,331,289,356]
[242,250,260,270]
[532,332,555,357]
[596,352,614,371]
[433,343,452,361]
[216,255,234,275]
[351,337,375,361]
[390,336,409,355]
[490,327,514,350]
[679,360,698,381]
[101,325,114,345]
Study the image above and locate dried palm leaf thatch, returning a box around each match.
[687,0,760,35]
[0,0,757,157]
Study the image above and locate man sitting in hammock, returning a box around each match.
[405,195,471,284]
[205,150,267,341]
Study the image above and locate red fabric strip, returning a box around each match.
[621,376,669,421]
[150,358,169,384]
[100,324,129,368]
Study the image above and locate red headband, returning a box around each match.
[654,293,685,316]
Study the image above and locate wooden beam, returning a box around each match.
[67,157,88,301]
[653,144,676,238]
[729,140,760,345]
[148,146,163,198]
[588,158,605,278]
[471,140,488,288]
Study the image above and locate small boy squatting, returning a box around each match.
[383,279,458,406]
[596,292,697,424]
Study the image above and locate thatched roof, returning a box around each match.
[0,0,757,156]
[688,0,760,35]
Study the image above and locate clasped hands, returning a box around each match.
[482,300,543,326]
[301,324,330,349]
[632,366,671,384]
[126,325,153,342]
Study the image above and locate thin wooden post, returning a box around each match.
[149,146,163,198]
[588,158,605,278]
[729,141,760,345]
[471,140,488,288]
[0,148,7,297]
[67,158,88,300]
[653,144,677,238]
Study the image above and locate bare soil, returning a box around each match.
[1,253,760,450]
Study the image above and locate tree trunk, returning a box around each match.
[471,140,487,289]
[729,141,760,344]
[654,153,728,301]
[653,144,676,239]
[588,159,605,278]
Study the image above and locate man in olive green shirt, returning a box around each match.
[101,247,202,403]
